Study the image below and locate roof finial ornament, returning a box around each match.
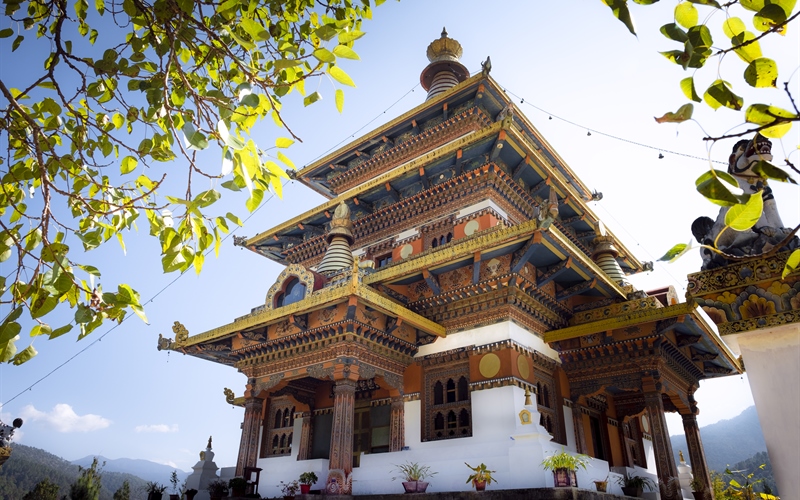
[481,56,492,76]
[420,29,469,101]
[317,201,356,274]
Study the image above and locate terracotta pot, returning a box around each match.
[232,486,246,497]
[170,495,180,500]
[552,468,578,487]
[621,486,643,497]
[692,491,705,500]
[402,480,429,493]
[300,484,311,494]
[473,480,486,491]
[147,494,163,500]
[185,491,198,500]
[594,480,608,492]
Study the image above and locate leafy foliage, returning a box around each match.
[603,2,800,277]
[0,0,381,363]
[70,458,103,500]
[111,480,130,500]
[22,478,60,500]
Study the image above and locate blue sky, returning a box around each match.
[1,0,797,473]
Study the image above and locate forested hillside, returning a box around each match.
[0,444,148,500]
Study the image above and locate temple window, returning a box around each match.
[431,238,438,248]
[376,253,393,268]
[275,277,306,308]
[262,398,295,457]
[423,362,472,441]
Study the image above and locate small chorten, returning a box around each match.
[591,222,626,284]
[420,28,469,101]
[317,202,355,274]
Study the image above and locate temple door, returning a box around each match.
[352,406,371,467]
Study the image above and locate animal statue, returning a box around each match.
[692,134,797,270]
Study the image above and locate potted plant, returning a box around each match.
[206,479,229,500]
[540,449,590,487]
[465,462,497,492]
[690,475,705,500]
[169,471,181,500]
[229,477,248,497]
[298,472,318,494]
[184,488,198,500]
[392,461,437,494]
[145,482,167,500]
[617,474,655,498]
[594,475,609,493]
[279,480,299,500]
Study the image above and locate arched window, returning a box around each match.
[439,235,445,246]
[274,410,282,429]
[536,382,543,406]
[279,434,286,449]
[545,416,553,433]
[275,277,306,308]
[432,238,438,248]
[446,233,453,243]
[271,435,279,454]
[446,379,456,403]
[287,432,293,449]
[447,411,457,433]
[434,412,444,430]
[539,413,545,427]
[289,407,296,426]
[433,381,444,405]
[457,376,469,401]
[459,409,470,427]
[543,386,550,408]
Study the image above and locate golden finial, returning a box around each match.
[224,388,235,405]
[679,450,685,463]
[326,201,354,244]
[207,436,213,449]
[524,388,533,406]
[426,27,464,64]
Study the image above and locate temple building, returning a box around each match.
[158,30,773,499]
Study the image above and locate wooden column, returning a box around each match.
[329,379,357,472]
[683,411,713,500]
[389,396,405,452]
[236,396,264,476]
[571,403,587,454]
[296,411,313,461]
[643,391,679,489]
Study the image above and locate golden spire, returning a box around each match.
[420,28,469,100]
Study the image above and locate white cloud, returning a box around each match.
[19,404,111,433]
[135,424,179,433]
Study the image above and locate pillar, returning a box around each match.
[389,396,405,452]
[683,411,713,500]
[296,411,313,461]
[643,391,679,487]
[236,397,264,476]
[571,403,587,454]
[329,379,357,473]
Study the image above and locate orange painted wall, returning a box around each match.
[404,363,422,394]
[607,423,623,466]
[392,237,423,261]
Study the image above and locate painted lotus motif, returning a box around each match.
[701,306,727,325]
[738,294,776,319]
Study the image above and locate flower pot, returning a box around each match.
[692,491,706,500]
[170,495,180,500]
[147,494,163,500]
[231,486,246,497]
[472,480,486,491]
[552,468,578,487]
[402,480,429,493]
[594,480,608,492]
[185,491,197,500]
[300,484,311,494]
[622,486,643,497]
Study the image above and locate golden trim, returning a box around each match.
[181,282,444,347]
[246,121,505,247]
[296,73,486,181]
[547,227,625,296]
[544,302,742,372]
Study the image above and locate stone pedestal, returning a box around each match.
[184,445,219,500]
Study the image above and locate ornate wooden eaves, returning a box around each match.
[544,301,742,379]
[167,279,445,350]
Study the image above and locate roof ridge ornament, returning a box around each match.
[420,28,469,101]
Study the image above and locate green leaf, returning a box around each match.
[313,48,336,64]
[751,160,797,183]
[783,249,800,279]
[30,293,58,319]
[732,31,762,63]
[703,80,743,111]
[245,188,264,212]
[725,193,763,231]
[182,122,209,150]
[744,58,778,88]
[303,91,322,107]
[11,35,23,52]
[675,2,699,28]
[745,104,796,138]
[602,0,637,35]
[338,30,365,44]
[654,103,694,123]
[162,250,186,273]
[333,45,360,60]
[277,151,295,169]
[687,0,721,7]
[49,324,73,340]
[696,169,744,206]
[329,66,355,87]
[660,23,688,42]
[335,89,344,114]
[11,344,37,365]
[0,28,13,38]
[658,243,691,262]
[753,4,788,31]
[226,212,243,226]
[722,17,746,38]
[275,137,295,148]
[680,77,702,102]
[31,324,52,337]
[121,155,138,174]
